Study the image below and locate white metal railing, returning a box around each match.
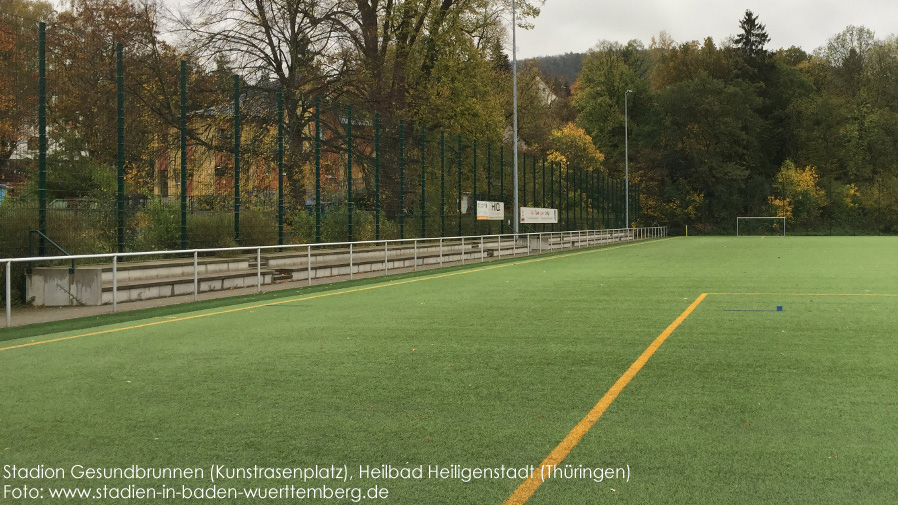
[3,226,667,327]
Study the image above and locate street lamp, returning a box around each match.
[625,89,632,228]
[511,0,520,235]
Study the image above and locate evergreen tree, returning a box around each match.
[735,9,770,59]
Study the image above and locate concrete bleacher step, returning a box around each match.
[26,230,648,306]
[99,268,277,305]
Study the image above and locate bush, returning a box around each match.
[187,212,237,249]
[128,199,180,252]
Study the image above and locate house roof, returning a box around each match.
[193,85,280,119]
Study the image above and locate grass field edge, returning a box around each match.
[0,237,677,348]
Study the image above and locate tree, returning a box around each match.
[343,0,541,123]
[656,74,762,227]
[817,25,875,67]
[50,0,174,166]
[546,122,604,173]
[768,160,827,229]
[734,9,769,60]
[176,0,351,201]
[0,1,52,171]
[572,41,647,175]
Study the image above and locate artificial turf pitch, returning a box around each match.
[1,236,896,504]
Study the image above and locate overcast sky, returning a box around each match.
[515,0,898,58]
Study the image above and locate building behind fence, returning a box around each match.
[0,13,639,273]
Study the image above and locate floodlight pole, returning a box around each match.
[625,89,632,228]
[512,0,520,235]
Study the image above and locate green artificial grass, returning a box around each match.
[1,236,896,504]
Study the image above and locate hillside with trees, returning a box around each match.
[571,11,898,234]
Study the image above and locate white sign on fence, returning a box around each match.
[520,207,558,224]
[476,201,505,220]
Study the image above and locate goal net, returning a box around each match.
[737,217,786,236]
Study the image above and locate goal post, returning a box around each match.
[736,217,786,236]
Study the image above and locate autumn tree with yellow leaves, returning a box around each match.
[768,160,827,228]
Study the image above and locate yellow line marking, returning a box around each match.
[1,237,673,352]
[709,292,898,297]
[503,293,708,505]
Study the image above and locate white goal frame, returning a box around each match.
[737,216,786,236]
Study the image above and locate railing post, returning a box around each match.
[480,236,484,262]
[413,240,417,271]
[257,248,262,292]
[308,246,312,285]
[461,237,465,265]
[350,243,354,279]
[112,255,118,313]
[440,238,443,267]
[5,261,11,328]
[384,242,388,275]
[193,251,198,302]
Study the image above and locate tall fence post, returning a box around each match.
[532,155,537,210]
[347,105,353,242]
[487,143,492,200]
[565,163,570,230]
[457,135,462,236]
[116,43,125,253]
[549,161,557,231]
[420,125,426,238]
[399,120,405,239]
[472,140,478,235]
[635,184,640,223]
[38,22,47,256]
[591,170,597,230]
[233,75,241,244]
[602,172,608,228]
[440,131,445,237]
[611,177,616,228]
[522,152,527,208]
[578,167,583,230]
[314,98,321,242]
[487,144,492,235]
[542,157,547,233]
[277,87,284,246]
[180,60,188,250]
[500,146,505,234]
[375,114,381,240]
